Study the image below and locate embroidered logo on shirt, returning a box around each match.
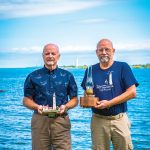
[96,71,113,92]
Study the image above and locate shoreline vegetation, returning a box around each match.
[60,64,150,69]
[1,64,149,69]
[131,64,150,68]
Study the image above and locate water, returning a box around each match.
[0,67,150,150]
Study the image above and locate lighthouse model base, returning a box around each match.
[80,96,98,108]
[42,107,60,118]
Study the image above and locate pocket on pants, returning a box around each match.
[124,114,131,129]
[128,143,133,150]
[31,114,39,129]
[59,116,71,130]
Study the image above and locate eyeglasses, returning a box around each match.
[43,52,57,56]
[97,48,112,53]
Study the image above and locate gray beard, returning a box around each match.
[100,56,110,63]
[47,61,54,66]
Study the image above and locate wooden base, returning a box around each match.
[80,96,98,107]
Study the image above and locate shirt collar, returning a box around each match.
[42,65,58,74]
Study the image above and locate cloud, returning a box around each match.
[58,40,150,52]
[8,39,150,54]
[2,39,149,53]
[10,44,94,53]
[60,44,94,52]
[115,39,150,51]
[0,0,100,19]
[11,46,42,53]
[79,18,107,24]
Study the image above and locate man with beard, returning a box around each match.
[23,43,78,150]
[81,39,139,150]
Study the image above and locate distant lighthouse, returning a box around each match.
[75,57,79,68]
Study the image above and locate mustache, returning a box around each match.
[100,56,110,63]
[46,58,54,61]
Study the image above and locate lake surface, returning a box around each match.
[0,67,150,150]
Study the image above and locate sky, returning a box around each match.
[0,0,150,68]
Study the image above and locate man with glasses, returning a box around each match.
[81,39,139,150]
[23,43,78,150]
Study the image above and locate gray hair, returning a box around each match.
[97,39,113,49]
[43,43,59,54]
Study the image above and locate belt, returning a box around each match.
[93,113,125,120]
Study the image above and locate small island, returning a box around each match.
[131,64,150,68]
[60,65,88,69]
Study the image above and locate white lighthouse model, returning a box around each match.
[53,92,56,110]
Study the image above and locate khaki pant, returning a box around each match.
[31,113,71,150]
[91,113,133,150]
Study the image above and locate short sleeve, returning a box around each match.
[68,73,78,99]
[121,63,139,89]
[81,68,88,90]
[24,74,35,98]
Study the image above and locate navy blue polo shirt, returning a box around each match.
[81,61,139,116]
[24,66,78,107]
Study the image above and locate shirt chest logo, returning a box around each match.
[96,71,114,92]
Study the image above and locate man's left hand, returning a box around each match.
[58,105,68,114]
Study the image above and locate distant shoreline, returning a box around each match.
[0,64,149,69]
[60,64,150,69]
[131,64,150,68]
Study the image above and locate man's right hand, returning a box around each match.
[95,100,111,109]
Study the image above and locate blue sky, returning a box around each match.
[0,0,150,68]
